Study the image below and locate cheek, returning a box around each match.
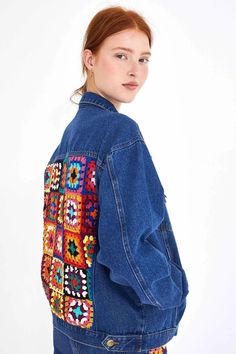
[100,58,118,76]
[141,66,148,81]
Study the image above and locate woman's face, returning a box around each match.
[83,28,151,111]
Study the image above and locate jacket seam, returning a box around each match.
[53,317,177,336]
[96,115,144,169]
[110,140,165,198]
[48,150,98,164]
[96,116,112,169]
[97,136,145,170]
[107,146,163,309]
[111,136,144,153]
[79,100,117,113]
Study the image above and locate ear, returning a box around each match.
[83,49,94,71]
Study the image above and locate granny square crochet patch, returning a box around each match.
[149,345,168,354]
[41,154,97,329]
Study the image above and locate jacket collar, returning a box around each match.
[79,91,118,113]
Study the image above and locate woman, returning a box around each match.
[41,6,189,354]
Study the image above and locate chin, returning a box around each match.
[122,96,136,103]
[119,92,137,102]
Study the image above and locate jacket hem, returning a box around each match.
[52,312,178,352]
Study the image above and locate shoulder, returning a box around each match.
[97,111,145,167]
[112,111,138,128]
[107,112,144,147]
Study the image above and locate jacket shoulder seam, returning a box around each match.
[97,137,145,170]
[111,136,145,153]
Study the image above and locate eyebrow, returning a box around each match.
[112,46,151,56]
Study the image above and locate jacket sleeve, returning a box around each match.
[96,138,185,310]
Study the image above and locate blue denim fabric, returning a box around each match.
[41,91,189,353]
[53,325,168,354]
[53,326,168,354]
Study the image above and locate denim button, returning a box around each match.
[106,339,119,347]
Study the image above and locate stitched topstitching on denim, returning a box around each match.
[106,151,163,309]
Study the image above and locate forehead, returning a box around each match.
[102,29,150,54]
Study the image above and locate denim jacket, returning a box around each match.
[41,91,189,352]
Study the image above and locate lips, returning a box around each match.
[122,82,139,87]
[122,83,139,91]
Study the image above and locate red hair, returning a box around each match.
[70,5,153,104]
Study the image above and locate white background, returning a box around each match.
[0,0,235,353]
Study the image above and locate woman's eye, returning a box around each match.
[140,58,150,63]
[116,54,127,60]
[115,54,150,63]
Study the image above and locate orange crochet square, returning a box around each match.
[149,345,167,354]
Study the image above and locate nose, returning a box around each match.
[127,60,139,76]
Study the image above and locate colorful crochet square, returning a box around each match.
[64,264,92,299]
[51,290,64,319]
[43,221,56,256]
[84,159,96,193]
[48,192,60,222]
[149,345,167,354]
[50,160,63,191]
[41,154,97,329]
[53,225,63,258]
[49,257,64,293]
[64,230,87,268]
[64,192,82,232]
[43,192,50,219]
[41,253,52,284]
[83,234,96,267]
[81,194,98,229]
[57,194,64,225]
[66,156,86,192]
[44,164,53,192]
[64,297,94,328]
